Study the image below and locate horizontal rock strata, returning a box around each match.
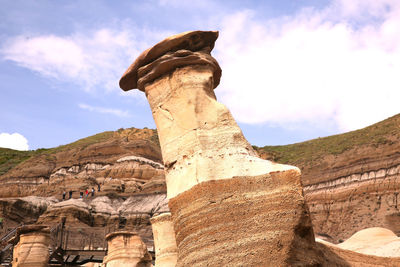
[0,196,57,225]
[0,128,164,198]
[169,172,323,266]
[0,194,168,250]
[305,163,400,242]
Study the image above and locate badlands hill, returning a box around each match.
[1,114,400,245]
[256,113,400,242]
[0,127,167,247]
[0,127,163,198]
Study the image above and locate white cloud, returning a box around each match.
[0,133,29,151]
[78,103,130,117]
[1,26,169,94]
[2,0,400,135]
[215,0,400,132]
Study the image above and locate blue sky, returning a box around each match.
[1,0,400,150]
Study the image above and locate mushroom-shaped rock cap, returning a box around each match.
[120,30,219,91]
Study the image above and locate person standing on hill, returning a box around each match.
[85,188,89,199]
[80,191,83,199]
[91,187,95,197]
[69,190,73,199]
[62,191,66,201]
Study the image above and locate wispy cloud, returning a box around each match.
[1,26,169,94]
[215,0,400,132]
[78,103,130,117]
[0,132,29,150]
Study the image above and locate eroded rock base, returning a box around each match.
[169,170,323,267]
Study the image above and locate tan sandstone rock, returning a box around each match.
[12,225,50,267]
[103,231,153,267]
[150,212,177,267]
[335,227,400,257]
[120,31,326,266]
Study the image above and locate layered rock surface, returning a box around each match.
[257,114,400,243]
[2,28,400,267]
[0,194,168,249]
[0,128,164,198]
[0,196,57,225]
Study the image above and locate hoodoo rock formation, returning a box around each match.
[120,30,326,266]
[103,231,152,267]
[150,212,177,267]
[12,225,50,267]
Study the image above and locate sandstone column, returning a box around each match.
[150,212,177,267]
[12,225,50,267]
[120,31,323,266]
[103,231,152,267]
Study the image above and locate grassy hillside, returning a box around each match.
[255,114,400,166]
[0,148,37,176]
[43,131,115,154]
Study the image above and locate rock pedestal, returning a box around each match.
[120,31,323,266]
[12,225,50,267]
[150,213,177,267]
[103,231,152,267]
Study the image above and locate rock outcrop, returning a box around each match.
[120,30,328,266]
[0,194,168,250]
[0,196,58,225]
[35,194,168,247]
[305,164,400,243]
[103,231,152,267]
